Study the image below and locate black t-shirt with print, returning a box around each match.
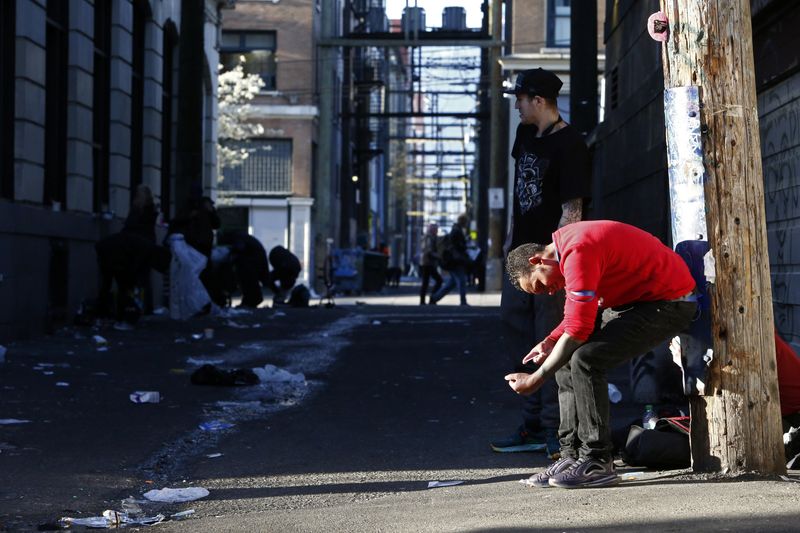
[509,122,591,248]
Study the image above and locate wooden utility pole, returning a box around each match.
[485,0,504,291]
[658,0,785,474]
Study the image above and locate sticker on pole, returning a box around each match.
[648,11,669,42]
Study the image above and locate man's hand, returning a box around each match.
[504,371,545,396]
[522,337,555,365]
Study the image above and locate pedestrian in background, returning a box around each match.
[492,68,591,458]
[123,184,158,243]
[430,214,470,306]
[504,220,697,489]
[168,194,223,307]
[419,223,443,305]
[122,184,159,313]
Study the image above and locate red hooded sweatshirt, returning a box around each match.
[548,220,696,342]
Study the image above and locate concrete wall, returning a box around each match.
[0,0,222,342]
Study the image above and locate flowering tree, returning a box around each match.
[217,58,265,181]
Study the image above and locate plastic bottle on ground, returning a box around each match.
[642,404,658,430]
[607,383,622,403]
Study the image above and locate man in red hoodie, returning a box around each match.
[504,220,697,488]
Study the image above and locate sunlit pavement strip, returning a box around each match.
[335,290,501,307]
[192,468,531,496]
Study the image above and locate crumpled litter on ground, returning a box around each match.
[198,420,235,432]
[427,480,464,488]
[170,509,196,520]
[0,419,30,425]
[191,364,259,386]
[59,509,165,528]
[186,357,225,366]
[252,364,305,384]
[143,487,210,503]
[129,391,161,404]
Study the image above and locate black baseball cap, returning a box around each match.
[503,68,563,98]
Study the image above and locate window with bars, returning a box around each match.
[547,0,571,48]
[220,31,277,90]
[219,139,293,194]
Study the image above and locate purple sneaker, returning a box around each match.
[520,456,576,488]
[547,456,620,488]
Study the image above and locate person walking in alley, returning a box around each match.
[430,214,470,306]
[419,223,443,305]
[491,68,591,457]
[504,220,697,488]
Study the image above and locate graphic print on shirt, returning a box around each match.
[516,152,550,214]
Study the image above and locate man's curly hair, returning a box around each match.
[506,242,548,290]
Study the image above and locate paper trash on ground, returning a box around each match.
[187,357,225,366]
[199,420,235,431]
[59,510,165,528]
[0,419,30,425]
[143,487,210,503]
[171,509,196,520]
[252,364,306,384]
[129,391,161,403]
[427,480,464,488]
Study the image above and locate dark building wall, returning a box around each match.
[594,0,800,345]
[754,1,800,344]
[591,0,669,241]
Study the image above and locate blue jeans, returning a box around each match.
[431,266,467,304]
[556,300,697,460]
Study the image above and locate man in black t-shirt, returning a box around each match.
[491,68,591,465]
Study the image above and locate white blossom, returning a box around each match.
[217,58,265,181]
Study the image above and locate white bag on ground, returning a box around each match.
[167,234,211,320]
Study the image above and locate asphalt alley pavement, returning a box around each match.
[1,283,799,532]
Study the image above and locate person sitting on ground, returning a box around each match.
[503,220,697,489]
[775,331,800,462]
[268,245,302,305]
